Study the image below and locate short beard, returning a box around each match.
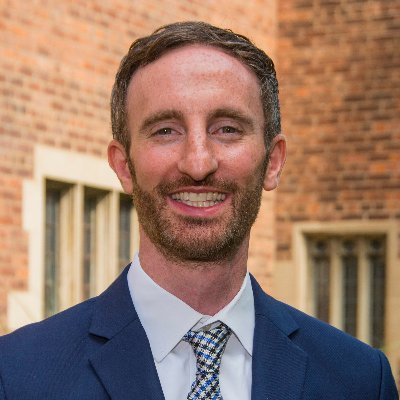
[128,158,267,263]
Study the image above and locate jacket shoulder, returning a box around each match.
[0,298,105,399]
[251,277,398,399]
[0,297,96,352]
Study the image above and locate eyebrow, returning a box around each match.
[138,107,256,133]
[208,108,255,130]
[139,110,184,133]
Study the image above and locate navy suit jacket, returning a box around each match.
[0,268,398,399]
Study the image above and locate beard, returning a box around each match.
[128,158,267,263]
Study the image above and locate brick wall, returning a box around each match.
[275,2,399,386]
[276,0,400,259]
[0,0,277,332]
[1,1,399,365]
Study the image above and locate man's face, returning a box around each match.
[124,45,270,262]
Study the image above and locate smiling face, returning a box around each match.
[109,44,285,262]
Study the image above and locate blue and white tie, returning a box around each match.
[183,322,232,400]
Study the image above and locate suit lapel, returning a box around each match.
[86,268,309,400]
[87,267,165,400]
[251,277,308,400]
[89,319,164,400]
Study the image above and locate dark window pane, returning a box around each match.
[119,194,132,271]
[44,184,61,317]
[311,239,330,323]
[341,240,358,337]
[83,193,97,299]
[82,187,106,299]
[368,238,385,348]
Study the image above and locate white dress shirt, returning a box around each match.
[127,253,254,400]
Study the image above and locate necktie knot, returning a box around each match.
[183,322,231,399]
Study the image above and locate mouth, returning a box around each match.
[171,191,226,208]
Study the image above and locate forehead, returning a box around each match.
[126,44,263,126]
[128,44,261,98]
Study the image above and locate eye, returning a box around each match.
[221,126,238,134]
[154,127,173,136]
[212,125,242,136]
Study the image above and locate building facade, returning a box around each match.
[0,0,399,389]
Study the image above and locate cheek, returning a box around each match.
[221,146,267,181]
[130,147,179,188]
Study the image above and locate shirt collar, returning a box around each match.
[127,253,254,362]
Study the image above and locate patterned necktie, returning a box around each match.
[183,322,232,400]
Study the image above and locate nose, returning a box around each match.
[177,132,218,181]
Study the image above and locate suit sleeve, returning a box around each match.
[378,350,398,400]
[0,372,6,400]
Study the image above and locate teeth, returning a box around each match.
[171,192,226,207]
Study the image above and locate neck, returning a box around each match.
[138,229,249,315]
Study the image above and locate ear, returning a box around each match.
[263,134,287,191]
[108,139,134,194]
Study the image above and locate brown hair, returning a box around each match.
[111,21,280,152]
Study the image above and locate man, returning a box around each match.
[0,21,397,400]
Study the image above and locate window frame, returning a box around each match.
[7,145,138,330]
[294,220,397,349]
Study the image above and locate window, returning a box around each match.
[119,194,134,271]
[82,187,108,299]
[308,235,386,348]
[44,180,74,317]
[44,180,137,317]
[310,240,330,324]
[6,145,141,331]
[44,183,62,317]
